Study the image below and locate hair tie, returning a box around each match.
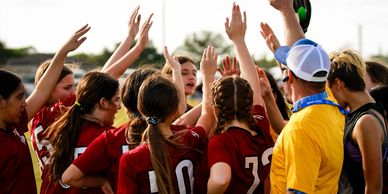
[131,112,141,118]
[74,101,81,107]
[146,116,160,125]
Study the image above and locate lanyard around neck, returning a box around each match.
[292,91,348,115]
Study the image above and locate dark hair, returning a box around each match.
[365,61,388,86]
[212,76,260,135]
[161,56,195,76]
[34,59,73,85]
[121,67,159,149]
[0,70,22,99]
[370,85,388,120]
[328,50,366,92]
[138,75,179,194]
[265,70,290,120]
[45,71,119,182]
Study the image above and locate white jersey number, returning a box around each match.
[148,159,194,193]
[245,147,273,194]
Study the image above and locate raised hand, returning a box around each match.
[268,0,305,45]
[163,46,181,73]
[225,3,246,42]
[128,6,141,39]
[197,46,217,135]
[260,22,281,53]
[268,0,293,12]
[163,46,186,115]
[200,46,218,80]
[256,67,273,98]
[218,55,240,77]
[60,24,90,54]
[135,13,153,50]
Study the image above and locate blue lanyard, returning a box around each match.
[292,91,348,115]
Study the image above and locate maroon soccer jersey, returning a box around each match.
[40,121,112,194]
[117,126,207,194]
[207,105,274,194]
[30,94,75,171]
[73,124,129,192]
[0,110,37,194]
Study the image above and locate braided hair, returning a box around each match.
[212,76,259,135]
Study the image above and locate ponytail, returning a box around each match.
[126,114,147,150]
[146,123,175,194]
[45,104,84,181]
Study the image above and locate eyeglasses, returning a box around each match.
[282,76,289,83]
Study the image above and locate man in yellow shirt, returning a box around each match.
[270,37,345,193]
[267,0,346,193]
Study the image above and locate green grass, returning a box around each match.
[25,132,42,193]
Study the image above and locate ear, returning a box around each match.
[288,71,294,83]
[99,97,110,109]
[334,78,344,90]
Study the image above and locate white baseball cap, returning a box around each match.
[274,38,330,82]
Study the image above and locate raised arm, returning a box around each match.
[26,24,90,120]
[225,3,263,106]
[260,22,281,53]
[196,46,217,135]
[257,67,287,134]
[218,55,240,77]
[101,6,141,71]
[163,47,186,116]
[268,0,305,46]
[102,13,153,79]
[173,103,202,127]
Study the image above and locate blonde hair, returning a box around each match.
[328,50,366,91]
[330,50,366,80]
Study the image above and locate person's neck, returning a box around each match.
[224,120,257,136]
[83,110,105,127]
[346,90,375,113]
[158,121,173,138]
[292,84,323,103]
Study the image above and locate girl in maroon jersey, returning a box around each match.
[117,46,217,194]
[42,71,120,194]
[30,6,153,177]
[61,67,159,193]
[30,60,77,172]
[0,24,89,194]
[207,4,274,194]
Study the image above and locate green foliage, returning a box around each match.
[175,31,232,66]
[131,42,164,69]
[71,47,112,67]
[254,56,278,70]
[70,41,164,69]
[0,41,36,65]
[370,55,388,64]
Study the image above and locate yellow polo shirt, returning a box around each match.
[270,90,345,194]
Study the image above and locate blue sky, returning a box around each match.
[1,0,387,59]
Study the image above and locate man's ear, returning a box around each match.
[288,71,294,83]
